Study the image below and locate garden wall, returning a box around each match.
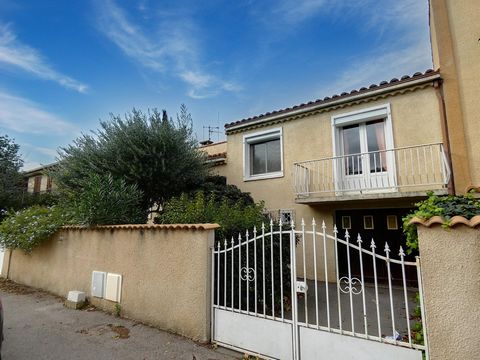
[2,224,218,342]
[413,216,480,360]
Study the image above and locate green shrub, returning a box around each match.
[411,293,424,346]
[156,191,265,241]
[403,191,480,253]
[21,191,60,208]
[67,173,147,226]
[196,175,256,206]
[0,205,70,252]
[156,190,295,314]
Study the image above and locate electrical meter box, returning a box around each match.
[92,271,106,298]
[105,273,122,302]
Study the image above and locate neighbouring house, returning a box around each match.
[199,140,227,167]
[23,163,56,194]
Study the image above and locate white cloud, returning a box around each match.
[30,146,58,158]
[0,91,79,135]
[0,23,88,93]
[314,0,432,97]
[257,0,426,30]
[272,0,327,24]
[20,144,58,171]
[95,0,239,99]
[316,42,432,98]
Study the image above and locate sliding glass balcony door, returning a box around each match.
[339,120,392,191]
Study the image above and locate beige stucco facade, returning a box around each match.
[222,82,445,279]
[2,225,217,342]
[416,223,480,360]
[429,0,480,193]
[226,85,443,206]
[200,141,226,157]
[200,141,228,177]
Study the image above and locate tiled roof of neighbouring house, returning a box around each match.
[207,152,227,160]
[225,69,439,130]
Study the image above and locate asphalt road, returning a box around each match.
[0,281,238,360]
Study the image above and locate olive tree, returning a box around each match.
[53,106,208,216]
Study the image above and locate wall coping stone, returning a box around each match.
[409,215,480,228]
[62,223,220,231]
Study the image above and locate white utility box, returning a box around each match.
[67,290,86,303]
[105,273,122,302]
[92,271,106,298]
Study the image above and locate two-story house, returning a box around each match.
[213,0,479,281]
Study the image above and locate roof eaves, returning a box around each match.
[225,69,440,132]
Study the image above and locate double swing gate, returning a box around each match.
[211,219,428,360]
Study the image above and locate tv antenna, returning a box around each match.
[201,126,222,145]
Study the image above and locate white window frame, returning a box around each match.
[331,103,397,192]
[243,127,284,181]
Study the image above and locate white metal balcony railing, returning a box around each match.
[293,143,451,198]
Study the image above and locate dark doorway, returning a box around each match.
[335,208,418,286]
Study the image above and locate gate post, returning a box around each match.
[412,218,480,360]
[289,221,299,360]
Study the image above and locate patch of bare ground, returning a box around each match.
[108,324,130,339]
[75,323,130,339]
[0,278,36,295]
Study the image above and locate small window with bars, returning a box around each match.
[263,209,295,225]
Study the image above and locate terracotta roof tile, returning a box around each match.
[207,152,227,159]
[225,69,439,130]
[465,185,480,193]
[409,215,480,228]
[199,140,226,148]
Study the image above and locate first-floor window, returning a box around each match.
[244,128,283,180]
[342,216,351,230]
[363,215,374,229]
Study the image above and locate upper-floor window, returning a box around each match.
[243,128,283,181]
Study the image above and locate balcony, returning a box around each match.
[293,143,451,203]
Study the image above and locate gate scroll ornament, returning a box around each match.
[240,267,255,281]
[339,276,363,295]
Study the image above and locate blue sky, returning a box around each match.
[0,0,432,170]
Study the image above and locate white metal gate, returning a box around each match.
[211,219,428,359]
